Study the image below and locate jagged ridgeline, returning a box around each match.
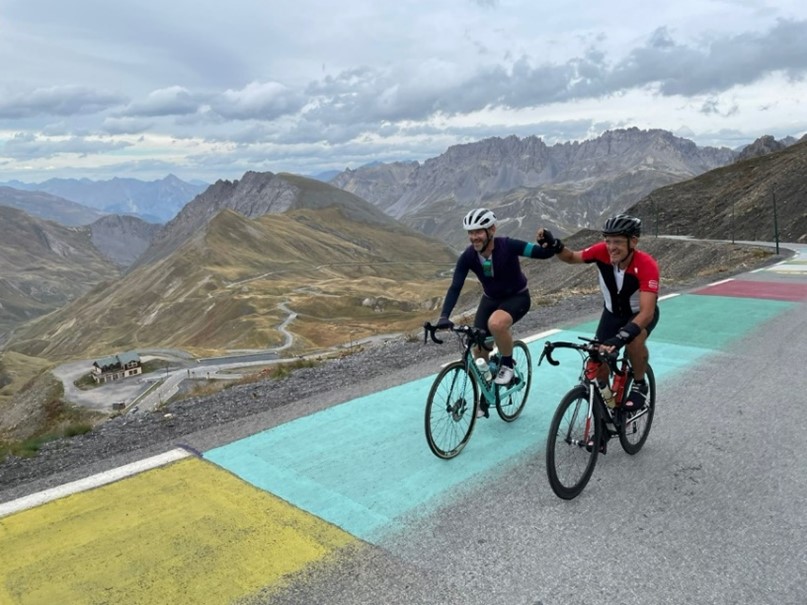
[6,173,459,360]
[330,128,741,250]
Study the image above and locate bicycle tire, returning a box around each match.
[425,361,479,459]
[546,385,601,499]
[618,364,656,455]
[495,340,532,422]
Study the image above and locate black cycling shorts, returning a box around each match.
[473,290,531,335]
[595,305,660,342]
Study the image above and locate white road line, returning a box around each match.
[0,448,191,518]
[521,328,562,343]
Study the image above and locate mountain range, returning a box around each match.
[2,127,806,444]
[0,206,121,340]
[1,174,207,224]
[1,128,805,363]
[630,137,807,243]
[330,127,743,249]
[0,186,107,226]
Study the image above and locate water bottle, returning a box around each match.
[598,380,616,408]
[488,354,499,376]
[475,357,492,382]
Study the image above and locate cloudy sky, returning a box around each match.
[2,0,806,184]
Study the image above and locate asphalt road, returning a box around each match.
[3,247,806,605]
[256,268,807,605]
[54,337,396,414]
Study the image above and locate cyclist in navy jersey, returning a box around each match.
[436,208,556,390]
[537,215,660,411]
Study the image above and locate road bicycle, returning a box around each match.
[422,322,532,459]
[538,337,656,499]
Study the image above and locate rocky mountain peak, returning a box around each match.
[132,171,407,269]
[329,128,738,247]
[735,135,787,163]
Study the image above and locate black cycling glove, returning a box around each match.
[602,322,642,350]
[537,229,564,253]
[436,316,454,330]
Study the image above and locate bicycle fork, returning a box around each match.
[566,384,597,449]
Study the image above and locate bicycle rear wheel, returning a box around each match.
[546,385,601,499]
[495,340,532,422]
[619,364,656,455]
[425,361,479,459]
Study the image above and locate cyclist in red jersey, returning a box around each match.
[537,215,660,411]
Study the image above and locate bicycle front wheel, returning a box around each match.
[546,385,601,499]
[425,361,479,459]
[619,364,656,455]
[495,340,532,422]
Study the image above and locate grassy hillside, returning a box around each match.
[630,139,807,243]
[7,206,460,360]
[0,206,120,336]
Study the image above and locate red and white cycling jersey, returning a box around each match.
[581,241,659,316]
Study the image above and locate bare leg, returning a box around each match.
[626,330,649,380]
[488,309,514,357]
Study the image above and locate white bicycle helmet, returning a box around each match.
[462,208,497,230]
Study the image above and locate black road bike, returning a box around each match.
[538,337,656,499]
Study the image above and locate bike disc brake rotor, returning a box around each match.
[449,398,468,421]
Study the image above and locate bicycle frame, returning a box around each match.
[466,349,527,403]
[428,324,526,406]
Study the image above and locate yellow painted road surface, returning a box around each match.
[0,458,354,605]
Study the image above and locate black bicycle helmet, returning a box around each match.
[462,207,497,230]
[602,214,641,237]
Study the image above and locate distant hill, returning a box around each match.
[88,215,161,267]
[133,171,421,269]
[629,138,807,243]
[6,205,458,360]
[0,186,107,226]
[0,206,120,339]
[1,174,207,223]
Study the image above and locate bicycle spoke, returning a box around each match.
[546,386,599,499]
[618,365,656,455]
[495,340,531,421]
[425,362,478,459]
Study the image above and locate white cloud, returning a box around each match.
[210,82,306,121]
[121,86,200,117]
[2,132,131,160]
[0,85,126,119]
[0,0,806,183]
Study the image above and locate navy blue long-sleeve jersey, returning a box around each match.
[439,236,554,318]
